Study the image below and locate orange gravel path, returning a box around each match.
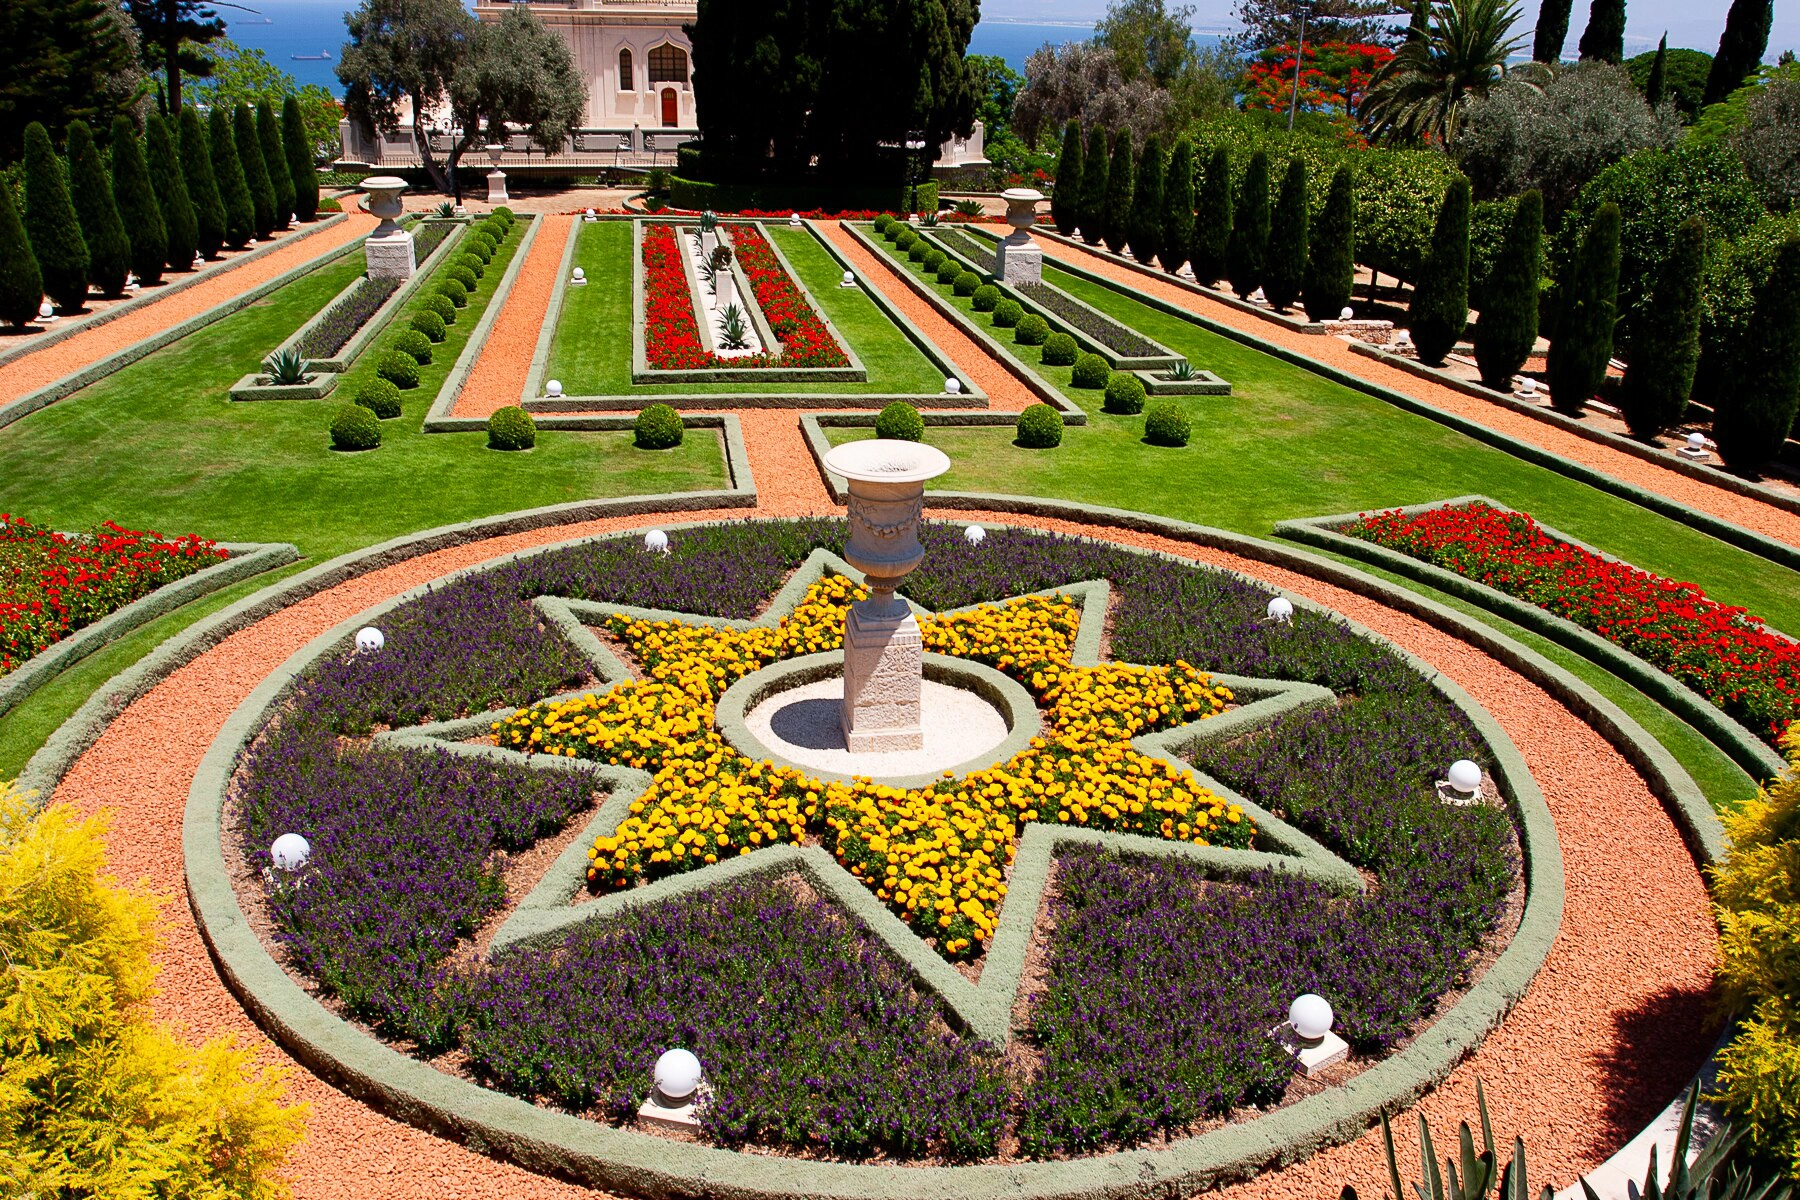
[47,479,1718,1197]
[453,214,574,419]
[0,215,373,403]
[1037,237,1800,554]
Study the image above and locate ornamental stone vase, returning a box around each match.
[484,143,508,203]
[360,176,415,280]
[995,187,1045,286]
[822,439,951,752]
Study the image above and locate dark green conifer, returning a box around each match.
[1130,133,1164,267]
[1546,201,1622,413]
[1052,121,1082,236]
[1078,125,1109,245]
[180,107,226,259]
[1226,150,1270,299]
[1621,216,1704,438]
[65,120,131,297]
[23,122,90,312]
[1473,190,1543,390]
[1304,165,1355,320]
[1159,137,1195,274]
[1192,145,1232,285]
[1714,237,1800,469]
[1263,157,1308,312]
[147,113,197,270]
[1101,132,1134,256]
[210,105,254,249]
[1535,0,1574,60]
[283,95,320,222]
[258,100,294,229]
[0,184,44,327]
[1645,35,1668,105]
[234,103,276,240]
[1577,0,1625,63]
[110,116,168,286]
[1408,176,1472,365]
[1704,0,1773,107]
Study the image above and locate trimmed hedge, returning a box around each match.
[436,282,469,309]
[446,265,479,294]
[67,121,130,297]
[355,377,403,419]
[376,350,421,389]
[110,115,168,287]
[635,403,684,449]
[329,403,381,450]
[426,293,457,324]
[392,329,434,365]
[1071,352,1110,389]
[1016,403,1064,448]
[972,284,1000,312]
[456,252,485,279]
[487,405,537,451]
[875,402,925,441]
[935,259,961,284]
[1144,401,1192,447]
[23,121,89,312]
[411,309,447,342]
[1104,372,1147,414]
[922,248,947,272]
[993,299,1024,328]
[669,175,937,216]
[1041,332,1079,366]
[1015,313,1051,346]
[953,271,981,296]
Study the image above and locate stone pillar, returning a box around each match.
[484,143,508,204]
[822,440,951,752]
[360,176,415,280]
[994,187,1045,287]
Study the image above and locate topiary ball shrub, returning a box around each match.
[1071,352,1110,388]
[884,223,903,243]
[874,213,894,233]
[427,293,457,324]
[972,284,1000,312]
[1015,313,1051,346]
[411,309,447,343]
[1041,332,1079,366]
[1103,372,1147,415]
[635,402,684,449]
[492,205,515,223]
[953,271,981,297]
[467,235,496,262]
[329,402,380,451]
[480,218,506,242]
[922,248,946,273]
[936,259,961,284]
[1016,402,1064,448]
[392,329,434,365]
[1144,400,1191,446]
[355,376,403,419]
[894,229,917,251]
[908,242,930,263]
[487,404,536,450]
[456,252,485,278]
[436,282,469,310]
[992,298,1024,328]
[875,401,925,441]
[376,349,422,389]
[446,265,478,294]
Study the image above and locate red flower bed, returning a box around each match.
[0,514,228,675]
[727,223,849,369]
[1343,501,1799,745]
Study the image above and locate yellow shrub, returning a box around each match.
[0,780,307,1198]
[1711,729,1800,1180]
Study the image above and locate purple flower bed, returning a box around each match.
[931,227,997,273]
[234,519,1518,1161]
[298,276,402,359]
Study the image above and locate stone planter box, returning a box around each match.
[229,371,341,402]
[1137,368,1232,396]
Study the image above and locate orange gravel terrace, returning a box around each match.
[453,214,575,419]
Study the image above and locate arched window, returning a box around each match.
[648,44,688,85]
[618,48,634,91]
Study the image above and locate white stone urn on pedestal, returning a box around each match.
[360,176,415,280]
[821,439,952,752]
[995,187,1045,286]
[484,143,508,204]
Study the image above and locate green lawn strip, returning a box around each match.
[544,221,946,397]
[0,224,727,565]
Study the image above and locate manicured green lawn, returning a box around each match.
[543,220,947,397]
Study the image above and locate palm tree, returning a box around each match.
[1362,0,1526,146]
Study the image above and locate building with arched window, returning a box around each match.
[484,0,697,134]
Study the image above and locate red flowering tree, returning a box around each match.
[1241,40,1394,126]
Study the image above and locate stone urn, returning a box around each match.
[822,439,951,751]
[484,143,508,203]
[359,176,415,280]
[995,186,1045,286]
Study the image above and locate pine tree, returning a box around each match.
[1408,176,1472,366]
[23,122,89,312]
[258,100,294,230]
[209,105,254,250]
[234,103,276,241]
[1621,215,1704,439]
[1159,136,1195,274]
[1645,35,1668,105]
[1226,149,1270,300]
[180,107,225,259]
[1264,157,1308,312]
[1534,0,1574,60]
[66,120,131,297]
[1078,125,1109,246]
[1577,0,1625,63]
[1704,0,1773,106]
[1714,237,1800,469]
[1130,133,1165,267]
[147,112,197,270]
[1546,202,1622,414]
[110,116,167,286]
[1473,190,1542,390]
[1052,121,1082,236]
[1101,132,1135,256]
[1193,145,1232,286]
[282,95,320,222]
[0,184,44,327]
[1304,164,1355,320]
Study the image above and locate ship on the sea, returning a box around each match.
[290,50,332,61]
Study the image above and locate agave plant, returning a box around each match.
[697,258,718,293]
[434,200,455,218]
[954,198,984,217]
[1168,361,1198,381]
[718,304,751,350]
[920,211,941,227]
[263,347,310,386]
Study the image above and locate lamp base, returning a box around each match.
[636,1095,700,1134]
[1677,446,1711,462]
[1273,1022,1349,1077]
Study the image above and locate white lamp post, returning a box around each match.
[570,266,587,287]
[638,1048,705,1131]
[360,176,415,280]
[644,529,670,553]
[1266,596,1294,623]
[1678,431,1710,461]
[995,187,1046,286]
[964,524,986,546]
[545,379,563,398]
[355,627,385,654]
[1439,758,1484,805]
[840,269,857,288]
[1278,992,1347,1075]
[943,376,962,395]
[270,833,311,871]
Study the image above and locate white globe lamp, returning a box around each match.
[270,833,311,871]
[545,379,563,398]
[1289,993,1334,1042]
[964,524,986,546]
[37,300,54,321]
[571,267,586,284]
[841,269,857,288]
[1266,596,1294,623]
[1395,328,1412,349]
[653,1048,703,1104]
[644,529,670,553]
[355,627,385,654]
[1687,432,1706,451]
[1448,758,1483,796]
[944,377,962,395]
[1339,306,1354,321]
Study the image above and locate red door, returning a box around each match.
[661,87,678,127]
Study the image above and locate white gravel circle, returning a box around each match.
[743,675,1011,779]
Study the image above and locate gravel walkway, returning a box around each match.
[453,215,575,419]
[45,480,1718,1197]
[0,214,373,402]
[1037,237,1800,554]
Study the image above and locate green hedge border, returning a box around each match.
[226,372,341,402]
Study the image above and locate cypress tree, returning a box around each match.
[1226,150,1270,300]
[147,113,197,270]
[1714,237,1800,469]
[66,120,132,297]
[110,116,168,286]
[23,122,90,313]
[210,105,254,250]
[1101,132,1135,256]
[1577,0,1625,63]
[1473,190,1543,390]
[1546,202,1622,414]
[1130,133,1165,267]
[1052,121,1082,236]
[1645,35,1668,105]
[1404,0,1431,45]
[1534,0,1574,61]
[1078,125,1109,246]
[234,103,276,241]
[1193,145,1232,286]
[0,184,44,327]
[1264,157,1308,312]
[1304,165,1355,320]
[1159,136,1195,274]
[1704,0,1773,107]
[1408,176,1472,366]
[258,100,294,229]
[1621,216,1704,439]
[180,107,225,259]
[283,95,320,222]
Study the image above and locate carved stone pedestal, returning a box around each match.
[842,600,924,751]
[995,187,1046,287]
[359,176,414,280]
